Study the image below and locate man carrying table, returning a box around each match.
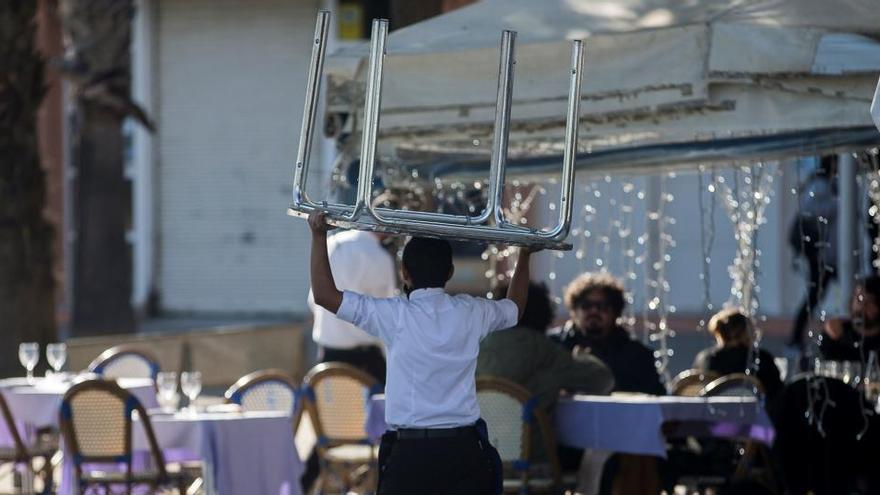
[308,211,532,494]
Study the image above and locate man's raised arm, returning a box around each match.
[309,212,343,313]
[506,248,533,319]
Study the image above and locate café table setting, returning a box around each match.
[0,342,303,495]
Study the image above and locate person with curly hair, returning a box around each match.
[549,272,665,395]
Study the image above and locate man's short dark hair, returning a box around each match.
[402,237,453,289]
[492,281,555,332]
[563,272,626,317]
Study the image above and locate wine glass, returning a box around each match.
[181,371,202,412]
[18,343,39,383]
[156,372,179,411]
[46,343,67,376]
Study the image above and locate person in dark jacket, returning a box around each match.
[820,275,880,361]
[549,272,665,396]
[693,307,783,400]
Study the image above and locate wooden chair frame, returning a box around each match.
[476,376,563,494]
[59,379,190,495]
[699,373,765,398]
[88,345,161,382]
[0,390,56,494]
[669,369,720,396]
[298,362,380,494]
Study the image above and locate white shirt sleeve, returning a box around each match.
[336,291,402,344]
[474,298,519,337]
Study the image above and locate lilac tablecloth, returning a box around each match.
[366,394,774,458]
[0,377,157,445]
[59,411,302,495]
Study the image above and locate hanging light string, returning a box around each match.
[791,159,834,437]
[621,180,639,329]
[697,166,718,330]
[714,163,776,400]
[643,173,676,383]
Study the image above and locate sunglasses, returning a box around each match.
[577,300,612,312]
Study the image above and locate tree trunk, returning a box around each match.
[60,0,135,336]
[0,1,57,377]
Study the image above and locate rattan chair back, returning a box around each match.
[477,376,561,491]
[89,345,161,381]
[302,362,378,446]
[225,369,298,414]
[700,373,765,398]
[669,369,720,396]
[60,379,167,482]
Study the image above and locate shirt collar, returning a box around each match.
[408,287,446,300]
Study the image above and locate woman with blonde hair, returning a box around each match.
[693,308,783,399]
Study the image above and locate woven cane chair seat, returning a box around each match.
[477,376,564,494]
[60,379,199,493]
[89,345,160,381]
[300,362,380,494]
[225,369,298,414]
[477,390,524,461]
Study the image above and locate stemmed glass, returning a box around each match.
[181,371,202,413]
[156,372,179,411]
[18,343,39,383]
[46,343,67,377]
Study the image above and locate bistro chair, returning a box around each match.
[476,376,565,494]
[89,346,161,382]
[668,369,720,396]
[298,362,381,494]
[0,391,57,494]
[59,379,197,494]
[700,373,775,490]
[224,369,298,415]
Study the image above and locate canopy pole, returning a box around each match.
[839,152,857,311]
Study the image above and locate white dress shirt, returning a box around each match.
[336,287,518,429]
[309,230,396,349]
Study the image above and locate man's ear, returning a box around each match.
[446,265,455,282]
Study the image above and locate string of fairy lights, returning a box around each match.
[372,150,880,431]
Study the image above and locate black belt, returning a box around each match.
[395,425,477,440]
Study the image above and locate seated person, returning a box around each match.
[478,281,614,407]
[550,272,665,396]
[692,308,783,400]
[821,275,880,362]
[477,281,614,445]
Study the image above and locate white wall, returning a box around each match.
[156,0,325,314]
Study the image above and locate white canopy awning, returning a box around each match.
[326,0,880,176]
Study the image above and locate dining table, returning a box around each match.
[366,393,775,458]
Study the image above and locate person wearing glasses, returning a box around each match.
[549,272,665,396]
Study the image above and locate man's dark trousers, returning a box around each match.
[377,424,500,494]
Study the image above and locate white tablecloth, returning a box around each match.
[60,411,303,495]
[366,394,775,458]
